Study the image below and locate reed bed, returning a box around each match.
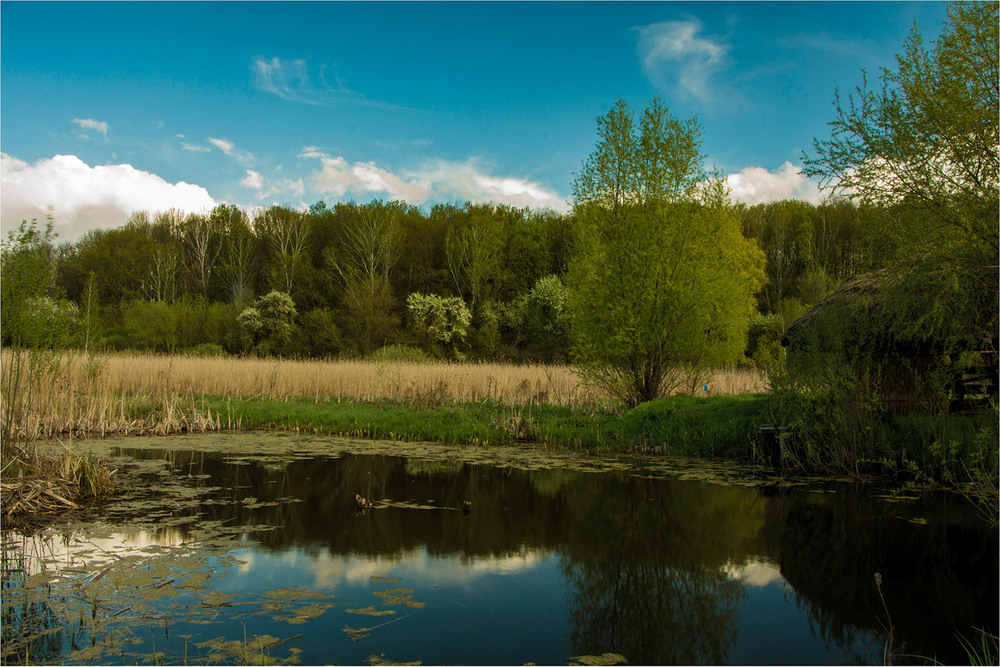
[0,349,768,444]
[6,350,769,406]
[1,443,116,523]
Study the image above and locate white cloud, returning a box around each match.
[208,137,254,165]
[181,142,210,152]
[416,159,569,211]
[240,169,264,190]
[252,57,408,110]
[635,19,730,105]
[301,149,568,212]
[72,118,109,139]
[1,153,217,240]
[725,161,825,205]
[208,137,234,153]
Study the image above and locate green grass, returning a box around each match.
[201,393,779,458]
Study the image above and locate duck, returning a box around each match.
[462,500,472,515]
[355,494,368,511]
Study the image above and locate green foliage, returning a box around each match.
[183,343,226,357]
[569,99,766,406]
[238,291,298,356]
[508,275,570,360]
[406,292,471,351]
[342,278,398,355]
[618,393,777,458]
[804,1,999,357]
[1,219,57,347]
[368,344,429,364]
[745,313,784,369]
[20,297,82,349]
[298,307,342,358]
[123,300,178,352]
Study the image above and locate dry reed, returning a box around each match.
[0,349,768,442]
[1,441,116,523]
[4,350,768,406]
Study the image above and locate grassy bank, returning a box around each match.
[202,393,782,458]
[2,349,995,523]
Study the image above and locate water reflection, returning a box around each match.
[2,439,995,665]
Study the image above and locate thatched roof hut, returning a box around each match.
[781,271,997,414]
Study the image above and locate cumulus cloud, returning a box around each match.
[1,153,217,240]
[725,161,826,205]
[72,118,109,139]
[240,169,264,190]
[300,149,568,212]
[635,19,731,105]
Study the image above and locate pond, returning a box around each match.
[2,433,996,665]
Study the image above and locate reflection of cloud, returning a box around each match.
[303,546,553,591]
[724,557,786,588]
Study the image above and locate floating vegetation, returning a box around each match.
[347,606,397,616]
[369,576,403,583]
[568,652,628,665]
[373,588,425,608]
[365,654,422,666]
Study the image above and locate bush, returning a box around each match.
[182,343,227,358]
[369,344,429,364]
[122,300,177,352]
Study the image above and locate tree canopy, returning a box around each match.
[568,98,766,406]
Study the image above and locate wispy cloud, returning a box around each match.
[208,137,254,165]
[779,32,883,64]
[252,57,408,110]
[300,149,568,212]
[181,142,210,152]
[72,118,109,140]
[634,19,732,105]
[1,152,216,240]
[725,161,825,205]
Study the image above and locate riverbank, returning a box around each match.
[2,348,996,522]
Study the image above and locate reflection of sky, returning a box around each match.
[213,543,572,665]
[226,543,555,592]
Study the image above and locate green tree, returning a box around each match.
[568,98,766,406]
[0,219,57,346]
[237,291,298,356]
[803,1,998,352]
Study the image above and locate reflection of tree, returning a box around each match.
[1,534,65,664]
[557,477,762,664]
[759,485,999,664]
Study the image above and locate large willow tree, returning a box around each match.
[567,97,765,406]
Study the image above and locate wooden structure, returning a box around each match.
[781,272,997,415]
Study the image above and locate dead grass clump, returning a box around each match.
[1,443,116,523]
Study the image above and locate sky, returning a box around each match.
[0,1,949,241]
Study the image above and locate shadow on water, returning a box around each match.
[1,435,996,665]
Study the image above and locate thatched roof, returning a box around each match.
[781,271,892,348]
[779,270,959,357]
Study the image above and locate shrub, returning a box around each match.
[369,344,429,364]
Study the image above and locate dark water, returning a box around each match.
[2,437,997,665]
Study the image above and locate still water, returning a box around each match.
[2,434,996,665]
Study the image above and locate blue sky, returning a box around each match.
[1,1,948,240]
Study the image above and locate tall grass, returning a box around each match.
[0,349,222,443]
[1,350,767,411]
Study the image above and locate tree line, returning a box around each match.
[1,193,898,362]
